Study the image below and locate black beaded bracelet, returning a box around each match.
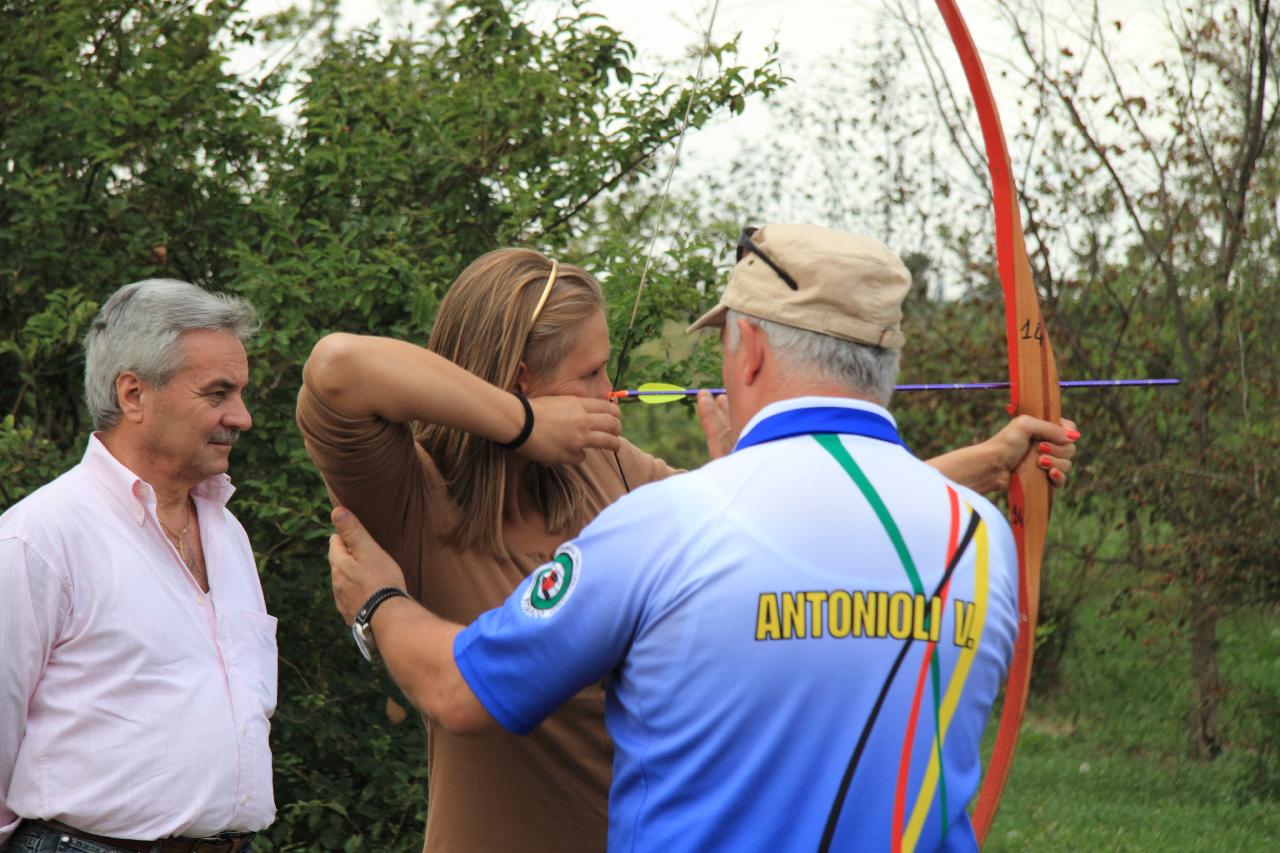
[499,390,535,450]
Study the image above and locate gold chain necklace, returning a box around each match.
[158,499,195,569]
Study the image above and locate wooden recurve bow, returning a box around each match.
[933,1,1062,842]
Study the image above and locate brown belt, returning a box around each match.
[30,819,256,853]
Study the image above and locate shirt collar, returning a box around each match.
[82,433,237,515]
[734,396,898,452]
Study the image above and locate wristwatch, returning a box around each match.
[351,586,411,662]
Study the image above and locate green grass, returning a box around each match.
[986,734,1278,851]
[983,601,1280,851]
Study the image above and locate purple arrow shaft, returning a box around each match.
[615,378,1179,398]
[897,378,1181,391]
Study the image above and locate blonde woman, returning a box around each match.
[297,247,1075,852]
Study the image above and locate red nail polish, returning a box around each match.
[1039,442,1052,454]
[1066,429,1081,441]
[1051,469,1065,483]
[1038,455,1052,468]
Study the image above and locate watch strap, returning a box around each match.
[356,586,411,628]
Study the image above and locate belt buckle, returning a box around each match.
[191,831,255,852]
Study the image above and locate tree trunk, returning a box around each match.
[1188,574,1223,760]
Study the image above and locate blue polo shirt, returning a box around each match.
[455,397,1019,852]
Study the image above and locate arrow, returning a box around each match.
[610,378,1179,403]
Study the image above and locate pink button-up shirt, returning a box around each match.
[0,435,276,843]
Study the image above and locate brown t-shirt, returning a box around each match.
[296,385,677,853]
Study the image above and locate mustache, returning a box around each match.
[209,428,241,445]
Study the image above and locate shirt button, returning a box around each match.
[135,507,145,522]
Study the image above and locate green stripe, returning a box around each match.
[931,656,949,840]
[814,434,924,595]
[814,432,948,836]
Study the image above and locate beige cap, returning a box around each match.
[687,224,911,348]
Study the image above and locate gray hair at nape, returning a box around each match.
[83,279,259,430]
[723,308,902,406]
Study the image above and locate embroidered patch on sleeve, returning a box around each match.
[520,543,582,618]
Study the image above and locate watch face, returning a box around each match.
[352,620,375,662]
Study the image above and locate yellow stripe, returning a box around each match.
[902,515,989,852]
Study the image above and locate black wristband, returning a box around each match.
[356,586,411,626]
[498,390,535,450]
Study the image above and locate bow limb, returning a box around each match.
[933,1,1062,843]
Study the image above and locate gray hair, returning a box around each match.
[84,279,259,430]
[724,309,901,406]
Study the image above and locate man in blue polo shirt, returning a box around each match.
[330,225,1058,851]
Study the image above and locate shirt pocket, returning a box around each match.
[235,609,279,717]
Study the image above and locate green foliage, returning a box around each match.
[0,415,75,507]
[1,0,278,488]
[0,1,783,848]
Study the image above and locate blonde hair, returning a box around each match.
[416,248,606,556]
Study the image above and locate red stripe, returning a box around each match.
[891,486,961,851]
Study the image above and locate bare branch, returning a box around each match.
[894,0,988,194]
[1004,5,1203,384]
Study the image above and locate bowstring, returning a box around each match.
[612,0,722,493]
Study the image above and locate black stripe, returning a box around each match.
[817,510,984,853]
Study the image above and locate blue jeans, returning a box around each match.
[8,822,255,853]
[9,821,140,853]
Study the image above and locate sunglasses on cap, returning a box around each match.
[736,226,799,291]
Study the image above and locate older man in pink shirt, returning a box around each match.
[0,280,274,851]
